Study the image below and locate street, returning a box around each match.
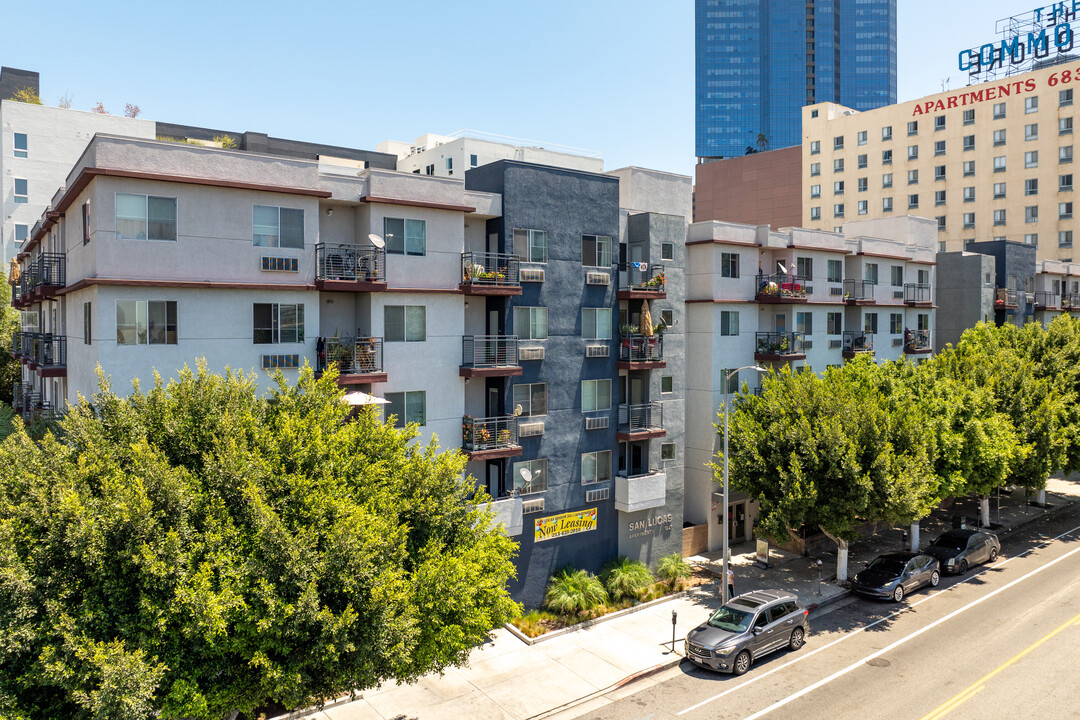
[570,508,1080,720]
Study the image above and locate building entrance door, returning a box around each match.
[730,502,747,543]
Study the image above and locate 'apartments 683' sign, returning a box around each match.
[911,66,1080,116]
[959,3,1080,77]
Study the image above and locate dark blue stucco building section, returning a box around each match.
[468,161,622,608]
[968,240,1037,323]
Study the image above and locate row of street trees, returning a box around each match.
[720,317,1079,582]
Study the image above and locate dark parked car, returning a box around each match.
[851,552,940,602]
[685,590,809,675]
[925,529,1000,574]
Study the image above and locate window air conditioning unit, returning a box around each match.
[519,346,545,361]
[520,268,545,283]
[586,271,611,285]
[518,420,545,437]
[585,344,610,358]
[585,488,610,502]
[585,415,609,430]
[522,498,546,514]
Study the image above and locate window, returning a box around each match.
[891,266,904,286]
[864,312,878,334]
[470,153,478,167]
[1061,230,1074,247]
[1026,96,1039,113]
[1062,118,1075,136]
[810,140,821,154]
[858,200,868,215]
[857,130,867,145]
[116,193,177,241]
[83,302,92,345]
[855,177,867,193]
[661,309,673,326]
[908,169,919,185]
[1025,233,1039,245]
[810,184,821,198]
[864,263,879,284]
[514,306,547,340]
[581,379,612,412]
[1061,202,1074,219]
[1061,174,1074,191]
[882,173,893,188]
[13,178,27,203]
[993,102,1007,119]
[384,217,426,256]
[81,201,91,244]
[827,259,842,282]
[907,145,919,160]
[581,234,612,266]
[661,442,676,461]
[994,209,1007,225]
[253,303,304,344]
[908,194,919,209]
[834,158,844,173]
[963,135,975,151]
[15,224,28,244]
[1025,178,1039,196]
[1026,151,1039,168]
[513,228,548,263]
[936,216,946,231]
[796,257,813,279]
[935,190,946,206]
[890,313,903,334]
[721,252,740,278]
[963,187,975,202]
[994,182,1007,199]
[857,154,868,169]
[993,129,1007,146]
[934,115,946,131]
[907,121,918,136]
[882,149,893,165]
[834,203,845,218]
[883,197,894,212]
[810,162,821,176]
[582,307,612,339]
[661,242,674,261]
[581,450,611,485]
[117,300,178,345]
[963,109,975,125]
[1061,88,1074,107]
[994,155,1007,172]
[385,391,426,428]
[935,165,946,180]
[834,180,845,195]
[935,140,946,155]
[882,126,893,141]
[384,305,426,342]
[1026,123,1039,141]
[834,135,844,150]
[1061,146,1074,164]
[661,375,673,393]
[720,310,739,336]
[796,311,813,334]
[827,312,842,335]
[963,160,975,176]
[964,212,976,229]
[13,132,27,158]
[512,459,547,494]
[513,382,547,416]
[810,207,821,220]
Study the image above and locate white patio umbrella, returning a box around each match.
[342,391,390,406]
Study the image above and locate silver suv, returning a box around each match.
[684,590,809,675]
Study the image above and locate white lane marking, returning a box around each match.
[677,520,1080,716]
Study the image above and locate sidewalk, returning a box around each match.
[286,474,1080,720]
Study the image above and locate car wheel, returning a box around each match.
[892,585,904,602]
[733,650,751,675]
[789,627,805,651]
[959,560,968,574]
[930,570,940,587]
[989,547,999,562]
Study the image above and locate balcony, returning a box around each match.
[315,243,387,292]
[754,332,807,362]
[994,288,1019,309]
[615,471,667,513]
[755,273,808,303]
[11,382,54,420]
[904,329,933,354]
[13,254,66,308]
[316,336,387,384]
[843,279,876,305]
[462,415,523,460]
[1063,293,1080,310]
[617,263,666,299]
[28,334,66,377]
[460,335,522,377]
[617,402,665,441]
[617,334,665,370]
[486,496,524,537]
[460,252,522,295]
[10,331,30,360]
[842,331,874,358]
[904,283,933,307]
[1033,291,1062,310]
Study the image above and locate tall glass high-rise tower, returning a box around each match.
[695,0,897,160]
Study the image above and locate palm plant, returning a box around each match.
[657,552,692,590]
[600,556,655,602]
[543,567,608,615]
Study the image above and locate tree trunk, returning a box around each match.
[1037,489,1047,506]
[909,521,920,552]
[819,527,849,584]
[979,496,991,527]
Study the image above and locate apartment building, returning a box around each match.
[801,62,1080,261]
[9,134,688,609]
[684,215,936,552]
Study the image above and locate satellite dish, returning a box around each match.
[778,262,789,274]
[519,467,533,484]
[368,233,386,249]
[514,404,523,417]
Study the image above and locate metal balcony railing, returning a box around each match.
[315,243,386,282]
[462,415,519,452]
[1064,293,1080,309]
[619,334,664,362]
[33,253,66,289]
[755,332,806,356]
[31,334,66,368]
[13,331,34,359]
[755,273,808,300]
[1034,291,1061,309]
[843,279,876,302]
[316,336,384,374]
[905,329,932,352]
[462,335,520,368]
[619,263,666,292]
[618,401,664,432]
[461,252,520,288]
[11,382,30,411]
[904,283,932,304]
[842,331,874,354]
[994,288,1019,307]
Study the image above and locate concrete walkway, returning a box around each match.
[284,474,1080,720]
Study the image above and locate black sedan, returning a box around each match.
[851,552,940,602]
[925,529,1000,574]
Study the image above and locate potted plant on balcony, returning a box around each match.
[497,428,512,446]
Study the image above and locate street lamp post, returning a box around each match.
[722,364,766,604]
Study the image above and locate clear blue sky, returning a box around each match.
[5,1,1035,179]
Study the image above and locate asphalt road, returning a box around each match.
[571,508,1080,720]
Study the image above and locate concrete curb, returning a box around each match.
[526,655,687,720]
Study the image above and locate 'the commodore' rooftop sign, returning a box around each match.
[959,2,1080,80]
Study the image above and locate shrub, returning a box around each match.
[213,134,238,149]
[543,567,607,615]
[511,610,560,638]
[600,556,654,602]
[657,552,692,590]
[9,86,41,104]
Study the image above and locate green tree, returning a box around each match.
[0,364,520,719]
[0,281,20,405]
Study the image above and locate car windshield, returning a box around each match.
[931,535,968,550]
[707,606,752,632]
[867,557,906,575]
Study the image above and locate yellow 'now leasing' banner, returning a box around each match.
[534,507,598,543]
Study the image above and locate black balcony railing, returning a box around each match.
[904,283,932,304]
[619,334,664,362]
[1034,290,1061,309]
[462,415,519,452]
[844,279,876,302]
[994,288,1019,307]
[755,332,806,356]
[315,243,386,283]
[461,252,521,288]
[619,263,666,292]
[316,336,384,374]
[755,273,808,301]
[13,331,34,359]
[34,253,66,289]
[31,334,66,368]
[618,401,664,432]
[905,329,932,353]
[11,382,30,411]
[462,335,520,368]
[1065,293,1080,309]
[843,331,874,354]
